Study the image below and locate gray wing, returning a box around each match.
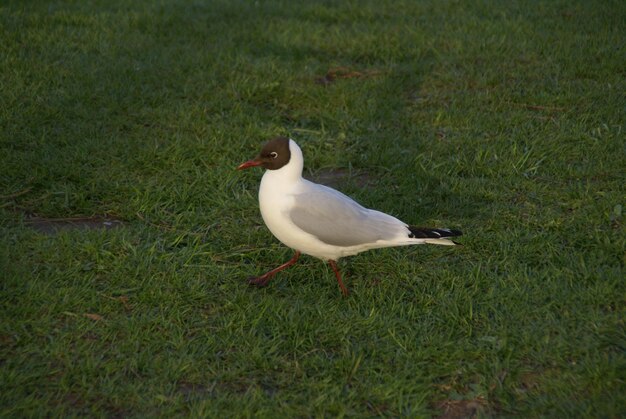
[289,183,407,247]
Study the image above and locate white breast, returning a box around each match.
[259,170,339,260]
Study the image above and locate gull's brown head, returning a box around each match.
[237,137,291,171]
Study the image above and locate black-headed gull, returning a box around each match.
[237,137,462,296]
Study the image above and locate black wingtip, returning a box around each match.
[408,226,463,239]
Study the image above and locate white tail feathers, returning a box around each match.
[422,238,459,246]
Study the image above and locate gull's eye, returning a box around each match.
[269,151,278,158]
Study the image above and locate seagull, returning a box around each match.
[237,137,462,296]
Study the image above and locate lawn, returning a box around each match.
[1,0,624,416]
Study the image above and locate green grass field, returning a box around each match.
[1,0,624,416]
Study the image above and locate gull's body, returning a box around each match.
[238,137,462,296]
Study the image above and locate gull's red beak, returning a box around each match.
[237,159,263,170]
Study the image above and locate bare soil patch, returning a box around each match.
[315,66,382,85]
[435,398,487,418]
[307,168,374,189]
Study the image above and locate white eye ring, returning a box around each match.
[270,152,278,158]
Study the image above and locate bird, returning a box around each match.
[237,136,462,296]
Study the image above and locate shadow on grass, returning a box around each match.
[24,216,124,235]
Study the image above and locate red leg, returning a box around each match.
[328,260,349,297]
[248,251,301,287]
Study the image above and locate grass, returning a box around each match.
[1,0,624,416]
